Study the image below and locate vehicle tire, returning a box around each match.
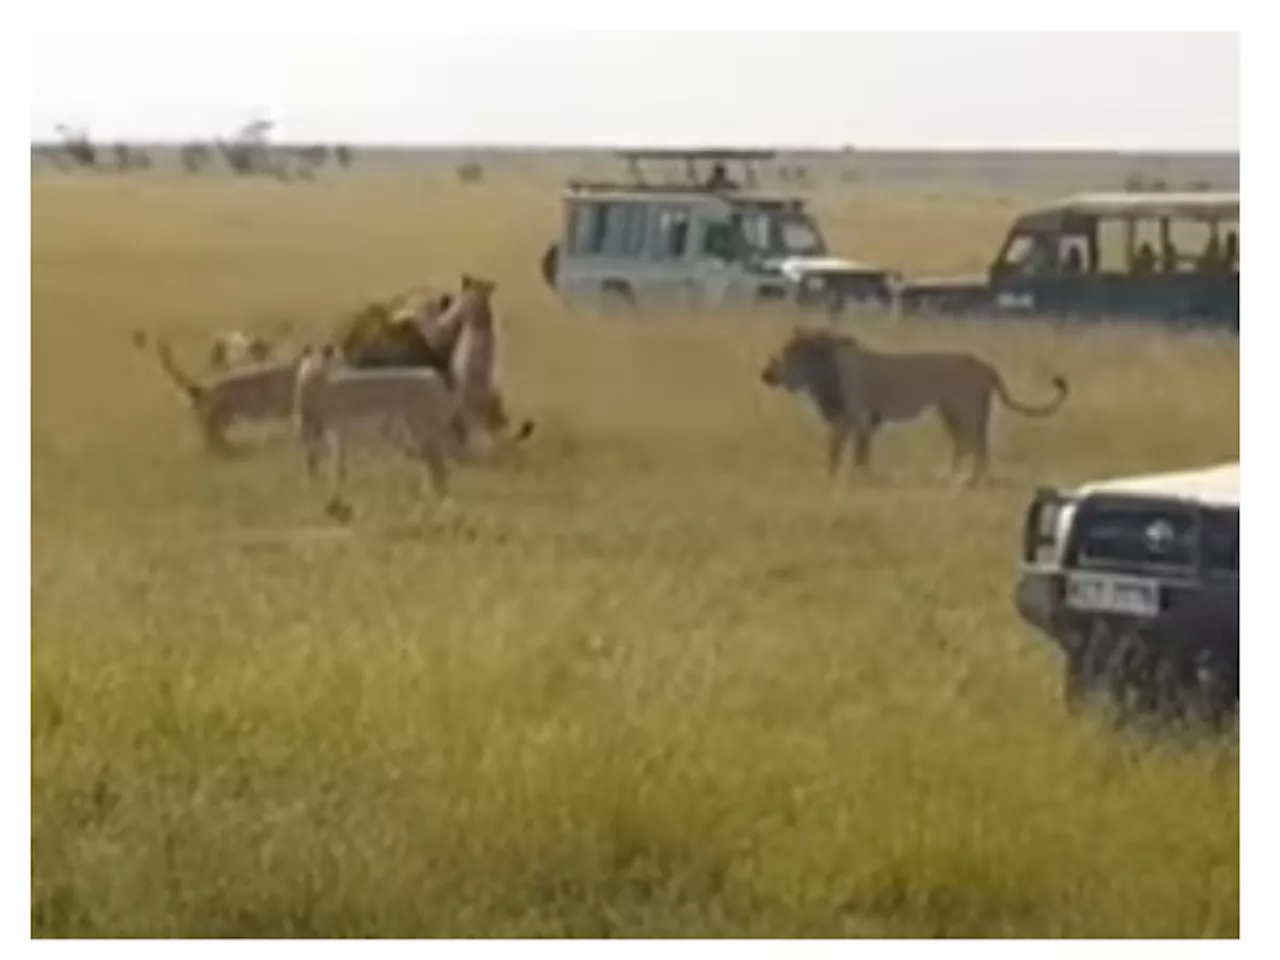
[539,244,560,290]
[1101,626,1165,725]
[912,294,952,322]
[1062,636,1094,711]
[755,295,788,310]
[1063,620,1114,711]
[1155,595,1239,732]
[1197,638,1239,732]
[1063,655,1090,712]
[1104,601,1238,734]
[600,282,637,316]
[824,290,856,320]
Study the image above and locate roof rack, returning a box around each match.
[612,148,778,190]
[1031,191,1239,221]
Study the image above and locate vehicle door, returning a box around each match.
[561,199,653,307]
[689,213,746,307]
[643,202,698,308]
[991,227,1110,317]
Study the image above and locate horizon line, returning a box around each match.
[27,138,1243,157]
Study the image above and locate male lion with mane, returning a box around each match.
[760,327,1069,485]
[334,274,533,448]
[335,291,456,373]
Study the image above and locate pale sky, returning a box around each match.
[30,31,1239,150]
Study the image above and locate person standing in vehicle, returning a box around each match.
[1223,230,1238,271]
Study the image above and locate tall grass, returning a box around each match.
[31,172,1238,937]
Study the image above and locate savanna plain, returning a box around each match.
[31,160,1239,937]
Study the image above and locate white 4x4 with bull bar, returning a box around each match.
[1015,461,1238,728]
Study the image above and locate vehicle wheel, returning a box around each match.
[1062,638,1096,711]
[1142,648,1195,726]
[1155,596,1239,732]
[599,283,637,316]
[539,244,560,290]
[823,290,848,319]
[1105,616,1237,734]
[1100,627,1162,725]
[1196,641,1239,732]
[914,295,952,322]
[1062,621,1112,710]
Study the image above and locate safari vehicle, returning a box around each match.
[539,149,895,314]
[898,192,1239,330]
[1015,462,1239,728]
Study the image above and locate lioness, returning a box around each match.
[134,330,299,454]
[760,327,1069,484]
[445,274,535,447]
[206,323,296,372]
[292,345,469,522]
[208,331,273,371]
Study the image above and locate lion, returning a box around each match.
[207,330,276,372]
[343,274,533,444]
[760,327,1069,484]
[133,330,299,454]
[334,287,457,373]
[292,344,471,522]
[328,273,533,452]
[444,274,535,447]
[206,321,295,373]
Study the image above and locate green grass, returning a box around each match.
[31,172,1239,937]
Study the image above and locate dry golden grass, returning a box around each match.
[31,170,1239,937]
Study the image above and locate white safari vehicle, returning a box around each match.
[1015,461,1238,727]
[538,149,896,315]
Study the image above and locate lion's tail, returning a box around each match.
[486,390,536,445]
[136,332,203,403]
[511,419,536,443]
[995,373,1069,418]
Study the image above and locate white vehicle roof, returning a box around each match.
[1073,462,1239,508]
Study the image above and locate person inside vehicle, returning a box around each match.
[1161,239,1180,272]
[1198,232,1223,272]
[1061,245,1084,274]
[1223,230,1238,271]
[1132,241,1157,275]
[705,162,737,191]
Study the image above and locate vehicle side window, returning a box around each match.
[997,233,1054,275]
[608,204,648,257]
[1057,235,1091,274]
[701,221,737,261]
[651,206,692,260]
[568,202,611,256]
[1001,235,1033,266]
[567,202,649,258]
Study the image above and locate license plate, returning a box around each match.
[1064,572,1160,617]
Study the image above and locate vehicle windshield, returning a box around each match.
[736,209,826,257]
[776,214,825,256]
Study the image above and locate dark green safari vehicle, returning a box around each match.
[898,191,1239,331]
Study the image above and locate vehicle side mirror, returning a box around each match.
[1023,488,1073,564]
